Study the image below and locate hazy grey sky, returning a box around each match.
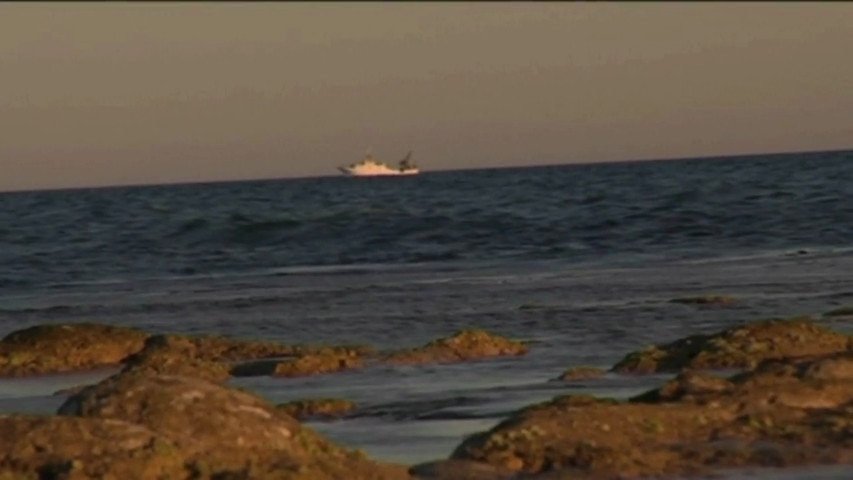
[2,2,852,191]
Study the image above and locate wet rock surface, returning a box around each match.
[57,372,304,464]
[0,321,378,382]
[0,414,186,479]
[556,367,607,382]
[120,334,232,383]
[612,318,851,373]
[0,323,148,377]
[0,322,526,381]
[126,334,375,379]
[5,318,853,479]
[231,350,365,378]
[409,459,518,480]
[53,384,95,397]
[272,351,365,377]
[178,335,374,363]
[451,340,853,479]
[382,329,528,365]
[630,369,733,403]
[56,372,410,479]
[277,398,357,420]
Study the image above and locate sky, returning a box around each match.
[1,2,852,192]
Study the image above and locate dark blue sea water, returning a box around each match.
[3,149,851,292]
[1,150,853,477]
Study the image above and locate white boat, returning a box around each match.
[338,149,419,176]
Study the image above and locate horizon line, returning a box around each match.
[2,146,850,195]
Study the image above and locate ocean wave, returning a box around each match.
[0,150,851,290]
[229,213,302,233]
[169,217,210,237]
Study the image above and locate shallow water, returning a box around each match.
[2,252,852,478]
[1,151,853,478]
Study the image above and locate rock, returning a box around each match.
[57,373,409,479]
[669,295,738,306]
[53,384,94,397]
[57,373,297,465]
[230,358,281,377]
[273,352,365,377]
[232,351,364,378]
[799,352,853,381]
[631,370,733,403]
[277,398,357,420]
[183,335,375,363]
[180,335,298,362]
[409,459,518,479]
[525,394,619,413]
[0,323,148,377]
[738,351,853,385]
[382,329,528,365]
[612,318,851,374]
[452,395,716,477]
[556,367,607,381]
[123,334,374,380]
[121,334,232,383]
[450,350,853,479]
[324,344,379,357]
[0,414,186,479]
[126,333,376,381]
[726,352,853,409]
[0,322,376,380]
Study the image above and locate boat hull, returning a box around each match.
[338,150,419,176]
[339,167,419,176]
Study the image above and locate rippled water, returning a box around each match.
[1,150,852,478]
[2,149,852,291]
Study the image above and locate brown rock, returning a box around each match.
[180,335,375,363]
[230,358,281,377]
[409,459,518,480]
[383,329,528,365]
[57,373,408,479]
[726,352,853,409]
[799,351,853,381]
[277,398,357,420]
[0,322,376,381]
[121,334,231,383]
[0,323,148,377]
[0,414,186,479]
[556,367,607,382]
[129,334,376,380]
[451,352,853,479]
[232,351,364,378]
[452,394,718,477]
[739,351,853,385]
[123,334,374,380]
[631,370,733,403]
[178,335,299,362]
[53,384,94,397]
[273,352,364,377]
[58,372,301,467]
[612,318,851,374]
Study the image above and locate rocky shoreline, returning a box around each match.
[1,312,852,479]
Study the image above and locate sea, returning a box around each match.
[1,149,853,478]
